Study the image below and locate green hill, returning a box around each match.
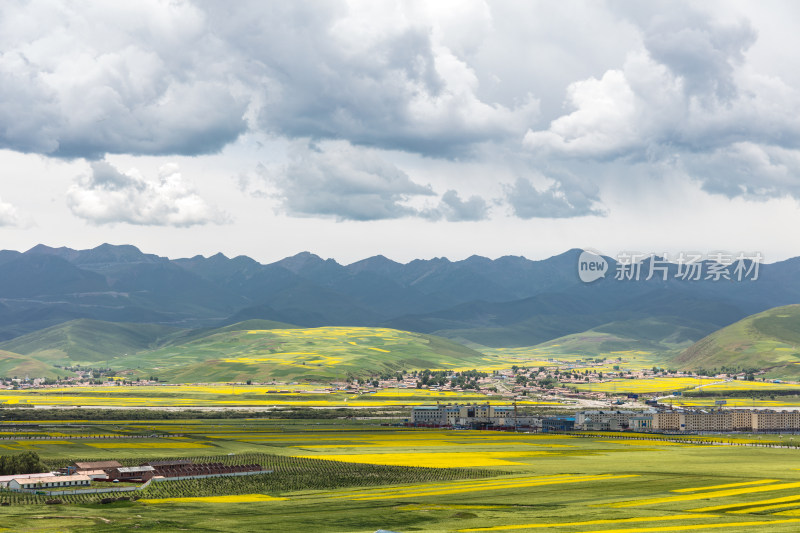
[0,319,486,381]
[675,304,800,377]
[116,326,487,382]
[0,350,75,380]
[531,316,714,361]
[0,318,299,367]
[0,319,182,364]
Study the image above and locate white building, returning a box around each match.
[0,472,55,489]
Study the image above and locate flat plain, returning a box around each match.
[3,419,800,532]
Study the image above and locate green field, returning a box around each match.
[0,384,529,409]
[4,420,800,531]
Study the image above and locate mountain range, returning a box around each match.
[0,243,798,349]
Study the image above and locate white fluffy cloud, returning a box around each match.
[66,160,226,226]
[523,4,800,201]
[0,197,20,226]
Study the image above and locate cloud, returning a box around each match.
[686,142,800,200]
[0,1,539,160]
[0,1,247,158]
[506,173,605,219]
[66,160,227,227]
[642,9,756,101]
[423,190,489,222]
[0,196,20,226]
[266,141,435,221]
[222,1,539,156]
[522,4,800,201]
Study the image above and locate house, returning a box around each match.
[0,472,55,489]
[106,465,155,481]
[9,474,90,491]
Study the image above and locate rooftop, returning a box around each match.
[75,460,122,469]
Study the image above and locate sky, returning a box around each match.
[1,0,800,265]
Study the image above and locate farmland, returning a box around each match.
[1,320,512,382]
[0,384,551,409]
[4,420,800,531]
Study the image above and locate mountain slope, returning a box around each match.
[532,316,717,360]
[0,319,182,364]
[675,304,800,376]
[0,350,75,380]
[112,326,488,382]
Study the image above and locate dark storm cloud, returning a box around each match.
[268,141,435,221]
[202,1,537,157]
[0,2,248,159]
[506,172,604,219]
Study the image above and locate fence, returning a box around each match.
[15,478,153,496]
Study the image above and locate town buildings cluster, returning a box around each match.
[410,404,800,433]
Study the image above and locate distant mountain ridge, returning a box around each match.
[0,243,797,348]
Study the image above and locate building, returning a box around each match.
[575,410,639,431]
[72,460,122,472]
[752,410,800,431]
[141,461,263,480]
[9,474,90,491]
[541,417,575,432]
[410,405,447,425]
[410,403,538,429]
[652,409,800,433]
[106,465,155,481]
[0,472,55,489]
[629,416,653,431]
[652,411,682,431]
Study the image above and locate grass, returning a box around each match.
[676,304,800,378]
[117,326,492,381]
[572,377,720,394]
[0,384,519,408]
[0,320,506,382]
[5,420,800,531]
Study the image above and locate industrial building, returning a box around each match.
[410,403,540,429]
[575,410,639,431]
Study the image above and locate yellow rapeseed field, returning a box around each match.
[673,479,778,493]
[610,480,800,507]
[584,520,800,532]
[326,474,637,501]
[85,442,211,449]
[298,451,555,467]
[459,514,712,532]
[142,494,287,504]
[575,377,719,394]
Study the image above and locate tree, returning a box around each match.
[0,451,46,476]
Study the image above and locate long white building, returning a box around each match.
[9,474,90,491]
